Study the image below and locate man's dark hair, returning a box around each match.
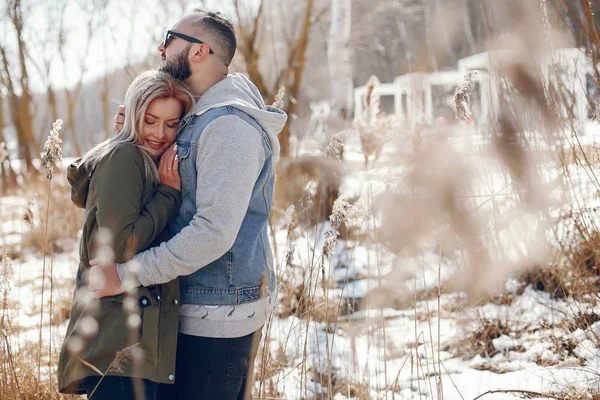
[191,8,237,66]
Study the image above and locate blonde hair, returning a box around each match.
[81,70,195,182]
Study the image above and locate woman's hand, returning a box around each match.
[158,145,180,191]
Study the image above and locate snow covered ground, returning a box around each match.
[255,132,600,399]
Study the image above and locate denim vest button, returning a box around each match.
[139,296,150,307]
[173,299,178,305]
[169,374,175,381]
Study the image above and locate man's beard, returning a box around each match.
[159,44,192,81]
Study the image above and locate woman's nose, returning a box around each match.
[155,124,166,139]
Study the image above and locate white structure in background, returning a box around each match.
[543,48,598,136]
[456,51,499,130]
[394,71,464,128]
[353,71,468,130]
[354,47,600,136]
[353,82,403,119]
[457,48,596,135]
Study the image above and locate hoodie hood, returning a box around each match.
[194,73,287,159]
[67,159,92,208]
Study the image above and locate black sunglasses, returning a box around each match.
[163,30,214,54]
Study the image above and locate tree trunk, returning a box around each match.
[101,74,111,140]
[423,0,438,71]
[0,94,18,193]
[328,0,353,119]
[0,46,34,173]
[12,0,40,167]
[47,85,58,124]
[235,0,270,98]
[64,89,83,156]
[233,0,318,158]
[280,0,315,158]
[462,0,477,56]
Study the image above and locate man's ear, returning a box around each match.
[190,44,211,63]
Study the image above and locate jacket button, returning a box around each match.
[169,374,175,381]
[156,295,161,301]
[139,296,150,307]
[173,300,178,305]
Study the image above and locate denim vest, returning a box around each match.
[172,106,276,305]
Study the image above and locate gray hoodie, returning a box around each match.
[117,73,287,337]
[194,73,284,159]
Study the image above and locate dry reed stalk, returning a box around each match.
[319,256,332,399]
[77,345,136,398]
[36,119,63,394]
[420,261,440,398]
[1,328,23,399]
[437,249,443,399]
[273,85,286,110]
[1,251,23,400]
[299,193,320,398]
[257,209,299,399]
[454,72,476,123]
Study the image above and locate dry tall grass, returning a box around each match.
[253,2,600,399]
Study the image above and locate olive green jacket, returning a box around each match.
[58,143,181,394]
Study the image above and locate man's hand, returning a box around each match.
[88,259,125,298]
[113,105,125,135]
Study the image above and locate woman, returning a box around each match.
[58,70,194,399]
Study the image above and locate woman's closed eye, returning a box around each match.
[144,119,178,128]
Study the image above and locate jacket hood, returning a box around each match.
[67,159,92,208]
[194,73,287,160]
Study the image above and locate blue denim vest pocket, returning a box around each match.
[175,143,192,194]
[172,141,194,234]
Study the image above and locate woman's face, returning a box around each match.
[139,97,183,158]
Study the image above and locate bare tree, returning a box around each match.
[234,0,325,158]
[0,74,18,191]
[328,0,353,119]
[59,25,92,156]
[100,72,111,140]
[0,0,40,173]
[25,0,68,147]
[57,0,109,155]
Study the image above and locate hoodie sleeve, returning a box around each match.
[67,158,90,208]
[117,116,265,286]
[93,144,181,263]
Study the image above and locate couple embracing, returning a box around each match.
[57,8,287,400]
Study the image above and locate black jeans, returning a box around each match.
[158,329,262,400]
[81,376,157,400]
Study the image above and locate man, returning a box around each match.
[90,9,287,399]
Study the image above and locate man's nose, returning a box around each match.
[157,41,165,53]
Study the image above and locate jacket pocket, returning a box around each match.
[96,295,143,352]
[137,294,159,358]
